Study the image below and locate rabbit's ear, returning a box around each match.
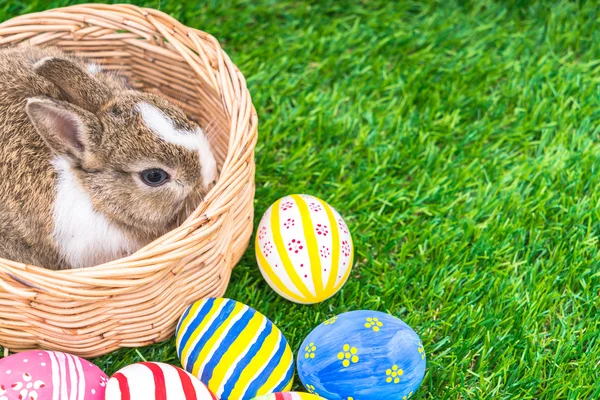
[33,57,111,112]
[25,97,100,161]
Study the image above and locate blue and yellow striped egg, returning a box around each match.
[251,393,325,400]
[296,310,426,400]
[176,298,294,400]
[255,194,353,304]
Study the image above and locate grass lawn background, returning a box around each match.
[1,0,599,398]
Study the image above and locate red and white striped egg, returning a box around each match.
[0,350,108,400]
[256,194,353,304]
[105,362,216,400]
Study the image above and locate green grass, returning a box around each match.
[2,0,600,398]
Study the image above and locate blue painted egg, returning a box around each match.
[176,298,294,400]
[297,310,426,400]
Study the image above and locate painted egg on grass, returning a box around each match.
[176,298,294,400]
[251,393,325,400]
[297,311,426,400]
[0,350,108,400]
[105,362,216,400]
[256,194,353,304]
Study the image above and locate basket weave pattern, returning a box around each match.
[0,4,256,357]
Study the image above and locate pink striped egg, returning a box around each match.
[256,194,354,304]
[105,362,216,400]
[0,350,108,400]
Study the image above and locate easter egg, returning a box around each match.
[297,310,426,400]
[251,393,325,400]
[0,350,108,399]
[105,362,216,399]
[255,194,353,304]
[176,298,294,400]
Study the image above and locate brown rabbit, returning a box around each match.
[0,46,217,270]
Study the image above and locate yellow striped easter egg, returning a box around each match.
[251,393,326,400]
[255,194,353,304]
[176,298,294,400]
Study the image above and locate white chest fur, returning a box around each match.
[52,157,140,268]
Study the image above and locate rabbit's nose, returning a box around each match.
[207,178,217,191]
[200,147,218,191]
[203,167,218,191]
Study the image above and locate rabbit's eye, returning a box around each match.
[140,168,170,187]
[110,105,122,115]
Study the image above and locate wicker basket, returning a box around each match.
[0,4,256,358]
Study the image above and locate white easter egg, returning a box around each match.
[255,194,353,304]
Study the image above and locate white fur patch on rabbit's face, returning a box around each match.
[136,102,218,188]
[87,63,101,75]
[52,157,142,268]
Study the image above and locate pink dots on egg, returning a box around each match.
[315,223,329,236]
[262,241,274,257]
[341,240,351,257]
[338,218,349,234]
[287,239,304,253]
[283,218,295,229]
[280,201,294,211]
[309,203,323,212]
[258,226,268,241]
[320,246,331,258]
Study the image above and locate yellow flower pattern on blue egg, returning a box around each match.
[324,316,338,325]
[337,344,359,367]
[364,317,383,332]
[386,364,403,384]
[306,384,318,395]
[418,343,425,360]
[305,342,317,359]
[297,311,426,400]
